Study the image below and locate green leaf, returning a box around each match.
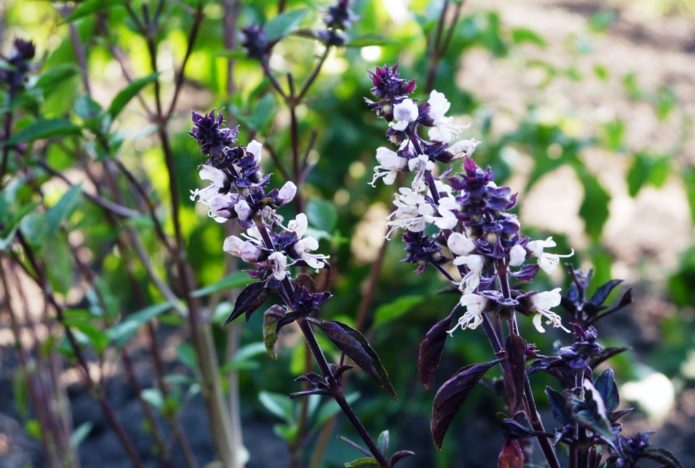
[238,93,275,132]
[307,199,337,232]
[377,430,389,454]
[314,392,359,428]
[6,118,81,145]
[107,302,172,348]
[70,422,93,448]
[108,72,160,120]
[265,9,309,42]
[373,295,423,328]
[683,169,695,222]
[344,457,378,467]
[575,168,610,242]
[346,35,392,48]
[35,64,80,93]
[263,305,286,359]
[259,392,294,423]
[141,388,165,410]
[43,236,74,294]
[511,28,546,46]
[63,0,124,23]
[191,271,253,298]
[64,316,109,354]
[176,343,198,369]
[46,184,82,232]
[219,342,266,372]
[627,153,651,197]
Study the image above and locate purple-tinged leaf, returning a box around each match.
[316,320,397,399]
[594,368,619,413]
[418,310,455,388]
[505,335,526,412]
[572,384,613,439]
[343,457,378,467]
[498,440,524,468]
[640,448,684,468]
[389,450,415,466]
[589,289,632,324]
[431,360,499,448]
[589,279,623,309]
[588,347,628,369]
[610,407,634,422]
[276,311,300,332]
[498,417,550,440]
[545,387,573,426]
[225,282,270,324]
[262,305,286,359]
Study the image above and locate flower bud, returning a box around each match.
[240,241,262,262]
[277,181,297,204]
[234,199,252,221]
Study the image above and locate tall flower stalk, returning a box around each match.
[365,65,682,468]
[190,111,412,468]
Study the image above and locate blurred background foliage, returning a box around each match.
[1,0,694,466]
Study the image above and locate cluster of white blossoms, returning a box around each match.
[192,137,328,283]
[369,87,575,336]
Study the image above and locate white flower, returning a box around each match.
[246,139,263,165]
[190,165,227,203]
[234,199,252,221]
[240,241,262,262]
[267,252,288,280]
[407,154,435,191]
[385,187,435,239]
[448,138,479,159]
[448,293,488,334]
[223,235,244,256]
[287,213,309,238]
[509,244,526,267]
[277,181,297,204]
[370,147,407,186]
[447,232,475,256]
[391,98,418,131]
[526,237,574,273]
[530,288,570,333]
[427,90,467,143]
[433,195,459,229]
[294,236,329,270]
[454,254,485,294]
[206,193,236,223]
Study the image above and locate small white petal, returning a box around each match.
[427,90,450,122]
[277,181,297,204]
[376,147,406,170]
[240,241,262,262]
[246,139,263,164]
[393,98,419,124]
[199,165,227,187]
[289,213,308,238]
[509,244,526,267]
[223,235,244,256]
[531,288,562,310]
[267,252,288,280]
[234,199,252,221]
[448,232,475,256]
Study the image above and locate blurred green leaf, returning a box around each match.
[192,271,253,298]
[511,28,545,47]
[307,198,337,232]
[35,64,80,93]
[108,72,160,120]
[6,118,81,145]
[373,295,423,328]
[238,93,275,132]
[141,388,165,410]
[576,168,610,242]
[63,0,124,23]
[344,457,378,467]
[684,169,695,222]
[176,343,198,370]
[259,391,294,423]
[107,302,172,348]
[589,10,616,32]
[64,314,109,354]
[265,8,309,42]
[70,422,93,448]
[347,35,392,47]
[46,184,82,232]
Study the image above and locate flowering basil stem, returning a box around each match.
[366,65,682,468]
[190,111,412,468]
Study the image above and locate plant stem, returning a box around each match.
[253,219,389,466]
[140,4,238,462]
[15,233,145,467]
